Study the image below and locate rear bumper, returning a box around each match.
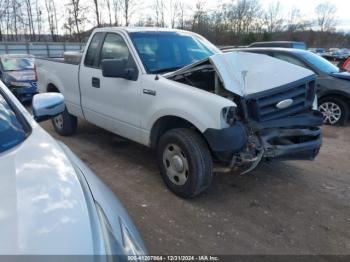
[10,86,38,102]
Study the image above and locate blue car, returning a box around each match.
[0,54,38,102]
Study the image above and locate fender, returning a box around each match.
[143,77,236,132]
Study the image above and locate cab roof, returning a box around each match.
[231,47,310,55]
[93,26,190,34]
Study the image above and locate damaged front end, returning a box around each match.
[166,52,323,173]
[205,76,323,173]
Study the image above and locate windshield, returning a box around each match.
[0,91,27,153]
[1,57,34,71]
[129,32,220,74]
[300,52,340,74]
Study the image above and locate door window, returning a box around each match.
[84,32,104,67]
[273,53,307,69]
[100,34,131,64]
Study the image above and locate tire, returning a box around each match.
[319,97,349,126]
[157,128,213,198]
[51,107,78,136]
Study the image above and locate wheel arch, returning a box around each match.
[319,91,350,109]
[46,83,60,93]
[150,115,209,150]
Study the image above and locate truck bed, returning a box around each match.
[36,57,83,118]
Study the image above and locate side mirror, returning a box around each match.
[32,93,65,122]
[101,59,138,81]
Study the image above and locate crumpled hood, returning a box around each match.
[209,52,315,96]
[167,52,315,97]
[5,70,36,81]
[0,126,96,255]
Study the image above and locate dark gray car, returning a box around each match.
[231,48,350,126]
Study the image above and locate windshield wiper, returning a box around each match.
[151,66,183,74]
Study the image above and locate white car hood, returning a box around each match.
[210,52,314,96]
[0,126,96,255]
[168,52,315,97]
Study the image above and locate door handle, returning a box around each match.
[92,77,100,88]
[143,89,156,96]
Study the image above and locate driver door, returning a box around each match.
[79,32,142,142]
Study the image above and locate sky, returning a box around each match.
[51,0,350,34]
[260,0,350,32]
[208,0,350,32]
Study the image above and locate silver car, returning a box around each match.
[0,81,147,257]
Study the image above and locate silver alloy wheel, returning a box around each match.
[319,102,342,125]
[53,114,64,129]
[163,144,189,186]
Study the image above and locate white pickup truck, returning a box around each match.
[37,27,323,198]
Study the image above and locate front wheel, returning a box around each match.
[319,97,349,126]
[52,107,78,136]
[157,128,213,198]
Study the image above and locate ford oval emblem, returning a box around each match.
[276,99,294,109]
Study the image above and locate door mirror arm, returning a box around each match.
[125,68,138,81]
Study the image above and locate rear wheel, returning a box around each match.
[319,97,349,126]
[52,107,78,136]
[157,128,213,198]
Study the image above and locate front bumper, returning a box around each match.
[260,127,322,160]
[204,111,323,163]
[257,110,323,161]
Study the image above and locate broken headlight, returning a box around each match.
[222,106,237,126]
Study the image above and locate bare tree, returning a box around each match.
[264,1,283,33]
[12,0,20,41]
[192,0,207,32]
[63,16,75,37]
[121,0,136,26]
[135,16,155,27]
[315,1,337,32]
[169,0,179,28]
[92,0,100,26]
[35,0,42,40]
[154,0,166,27]
[0,0,7,41]
[177,0,186,29]
[106,0,113,25]
[44,0,57,41]
[24,0,36,40]
[286,7,310,32]
[227,0,263,35]
[113,0,120,25]
[66,0,88,41]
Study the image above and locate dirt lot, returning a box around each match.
[41,120,350,255]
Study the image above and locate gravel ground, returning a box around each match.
[41,120,350,256]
